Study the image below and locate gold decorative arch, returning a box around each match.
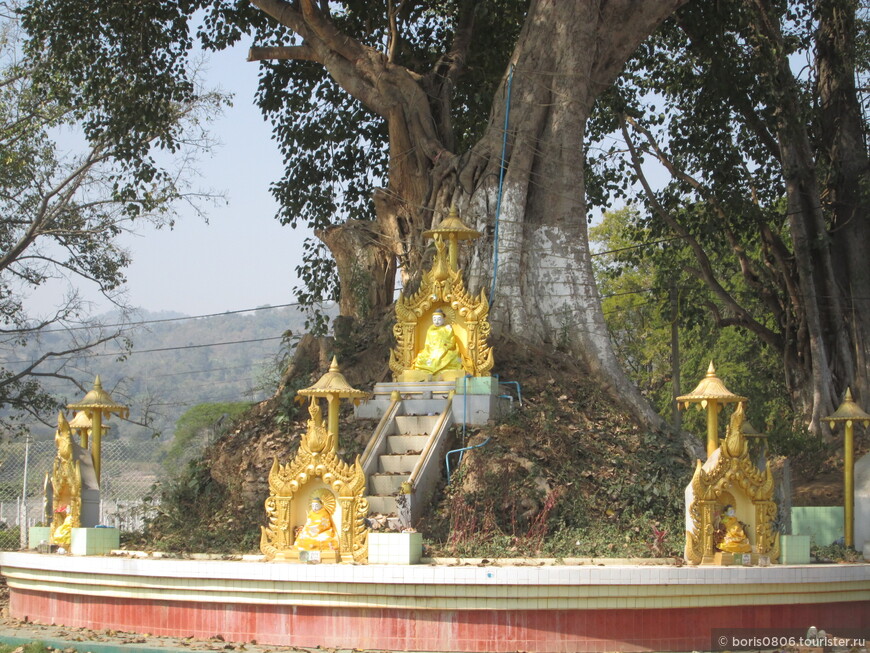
[260,399,369,562]
[685,403,779,565]
[390,208,493,380]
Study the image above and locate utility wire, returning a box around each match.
[32,301,307,334]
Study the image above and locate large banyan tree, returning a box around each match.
[23,0,690,438]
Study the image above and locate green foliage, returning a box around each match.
[586,0,869,428]
[25,0,524,315]
[135,458,260,553]
[163,402,251,478]
[590,207,791,445]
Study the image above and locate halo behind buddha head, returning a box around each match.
[310,488,336,514]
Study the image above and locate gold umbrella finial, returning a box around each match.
[676,361,747,458]
[297,358,369,448]
[67,376,128,486]
[422,205,481,270]
[822,387,870,548]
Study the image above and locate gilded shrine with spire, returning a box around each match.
[390,206,493,382]
[260,359,371,562]
[680,363,780,565]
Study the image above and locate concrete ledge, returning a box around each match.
[1,552,868,653]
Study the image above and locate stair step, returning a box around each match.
[394,415,439,434]
[367,495,398,515]
[370,473,407,495]
[378,454,418,474]
[386,434,429,454]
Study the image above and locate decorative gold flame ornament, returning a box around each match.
[390,206,493,380]
[685,403,779,565]
[260,361,369,563]
[50,413,81,546]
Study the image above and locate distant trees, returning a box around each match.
[590,208,790,443]
[0,3,224,430]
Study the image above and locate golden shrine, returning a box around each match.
[685,402,779,565]
[390,206,493,381]
[260,360,370,563]
[49,413,82,546]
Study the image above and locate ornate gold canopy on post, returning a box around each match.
[297,357,369,445]
[261,360,370,563]
[67,376,128,485]
[821,388,870,548]
[677,362,747,458]
[391,206,493,380]
[685,403,779,565]
[421,205,481,271]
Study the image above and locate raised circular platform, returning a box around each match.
[1,552,867,652]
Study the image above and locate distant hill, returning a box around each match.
[9,304,333,445]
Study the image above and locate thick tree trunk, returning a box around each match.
[750,0,868,432]
[816,0,870,407]
[253,0,695,452]
[318,220,396,320]
[457,1,687,432]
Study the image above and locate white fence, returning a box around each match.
[0,438,160,549]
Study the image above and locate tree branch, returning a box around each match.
[247,45,318,62]
[621,115,782,350]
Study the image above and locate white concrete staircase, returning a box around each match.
[366,415,438,516]
[360,393,455,524]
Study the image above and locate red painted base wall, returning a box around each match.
[10,589,869,652]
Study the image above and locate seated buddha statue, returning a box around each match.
[294,495,339,552]
[718,505,752,554]
[412,309,462,376]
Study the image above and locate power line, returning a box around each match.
[4,335,286,366]
[32,301,307,334]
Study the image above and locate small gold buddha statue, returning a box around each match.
[52,505,73,546]
[294,495,339,553]
[412,309,462,376]
[718,505,752,554]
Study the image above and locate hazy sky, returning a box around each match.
[27,41,311,320]
[120,42,309,317]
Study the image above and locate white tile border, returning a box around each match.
[2,551,868,587]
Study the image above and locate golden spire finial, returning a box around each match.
[821,387,870,548]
